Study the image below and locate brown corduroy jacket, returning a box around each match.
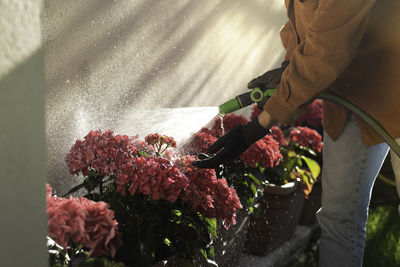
[264,0,400,146]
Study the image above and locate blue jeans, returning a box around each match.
[317,115,389,267]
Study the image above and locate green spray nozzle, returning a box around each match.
[218,87,400,158]
[218,87,275,115]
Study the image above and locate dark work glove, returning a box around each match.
[247,61,289,109]
[192,118,270,169]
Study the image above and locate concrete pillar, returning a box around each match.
[0,0,47,266]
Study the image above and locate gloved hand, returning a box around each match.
[192,118,270,169]
[248,61,289,109]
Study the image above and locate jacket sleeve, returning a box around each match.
[280,21,298,62]
[264,0,376,123]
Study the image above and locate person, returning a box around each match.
[193,0,400,266]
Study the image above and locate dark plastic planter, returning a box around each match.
[244,181,305,256]
[299,178,322,226]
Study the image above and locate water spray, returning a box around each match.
[218,87,400,159]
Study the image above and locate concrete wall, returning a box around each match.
[0,0,47,266]
[42,0,288,193]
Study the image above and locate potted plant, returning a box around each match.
[292,100,324,227]
[252,101,324,228]
[198,107,321,256]
[183,113,284,265]
[244,122,322,256]
[47,130,243,267]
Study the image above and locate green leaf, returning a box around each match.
[137,151,149,157]
[171,209,182,217]
[246,197,254,208]
[164,237,172,246]
[204,218,217,239]
[301,156,321,179]
[246,173,261,185]
[250,183,257,195]
[200,249,207,260]
[207,246,215,260]
[296,144,317,156]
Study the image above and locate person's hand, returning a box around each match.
[247,61,289,90]
[192,112,274,169]
[248,61,289,109]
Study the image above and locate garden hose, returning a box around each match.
[377,174,396,187]
[218,88,400,159]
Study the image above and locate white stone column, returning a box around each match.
[0,0,47,266]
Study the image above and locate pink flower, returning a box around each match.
[270,126,286,146]
[214,178,242,229]
[184,131,217,155]
[175,156,242,229]
[132,138,155,156]
[250,104,263,121]
[240,135,282,169]
[289,126,323,152]
[46,184,123,258]
[144,133,177,154]
[211,114,249,138]
[66,130,137,177]
[118,156,189,203]
[294,100,323,129]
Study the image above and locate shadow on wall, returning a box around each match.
[42,0,287,193]
[0,49,48,267]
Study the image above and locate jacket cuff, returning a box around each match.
[263,89,297,124]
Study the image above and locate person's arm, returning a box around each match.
[265,0,376,123]
[280,20,298,62]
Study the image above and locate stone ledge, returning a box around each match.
[235,225,312,267]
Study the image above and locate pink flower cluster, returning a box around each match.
[289,126,323,152]
[132,138,155,156]
[119,156,189,202]
[46,184,122,258]
[184,131,217,155]
[145,133,177,154]
[66,130,137,177]
[67,130,243,229]
[240,135,282,169]
[294,100,323,129]
[250,104,263,121]
[211,114,248,138]
[175,156,242,229]
[270,126,285,146]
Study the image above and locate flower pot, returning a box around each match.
[299,178,322,226]
[244,181,305,256]
[214,208,251,266]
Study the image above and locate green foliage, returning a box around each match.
[59,171,216,267]
[263,139,321,197]
[77,257,125,267]
[95,181,213,266]
[364,205,400,267]
[216,160,265,212]
[216,128,323,210]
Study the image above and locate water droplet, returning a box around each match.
[219,113,225,135]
